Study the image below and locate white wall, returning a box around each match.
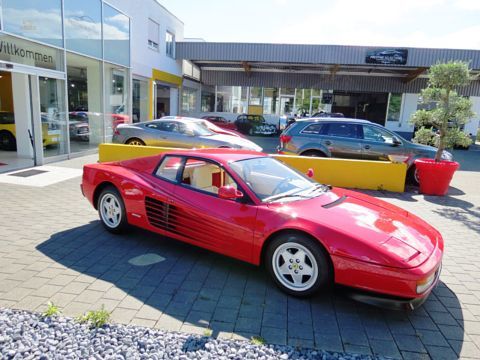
[12,73,34,159]
[108,0,184,79]
[465,96,480,137]
[385,93,417,135]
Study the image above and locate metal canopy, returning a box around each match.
[176,42,480,94]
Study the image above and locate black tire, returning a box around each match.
[407,165,419,186]
[97,186,129,234]
[301,150,326,157]
[265,232,332,297]
[126,138,146,146]
[0,131,17,151]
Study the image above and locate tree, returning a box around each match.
[410,61,475,162]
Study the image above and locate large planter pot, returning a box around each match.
[415,158,459,196]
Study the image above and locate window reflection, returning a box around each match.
[39,77,67,157]
[2,0,63,47]
[103,4,130,66]
[105,63,130,141]
[67,53,104,153]
[64,0,102,58]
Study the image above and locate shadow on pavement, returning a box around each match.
[37,220,465,357]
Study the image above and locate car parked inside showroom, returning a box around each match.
[82,148,443,308]
[277,118,453,184]
[113,118,262,151]
[0,111,59,150]
[235,114,277,136]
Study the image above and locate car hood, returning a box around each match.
[204,134,263,151]
[267,188,440,269]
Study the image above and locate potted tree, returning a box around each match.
[410,61,474,196]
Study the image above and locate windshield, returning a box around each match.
[187,121,214,136]
[229,157,324,202]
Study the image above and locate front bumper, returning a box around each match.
[332,242,443,307]
[341,263,441,310]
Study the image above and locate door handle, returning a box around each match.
[325,140,331,145]
[364,145,371,149]
[168,199,174,204]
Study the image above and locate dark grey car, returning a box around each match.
[113,118,263,151]
[277,118,453,183]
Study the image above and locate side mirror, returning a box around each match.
[392,137,402,146]
[306,168,315,178]
[218,186,243,200]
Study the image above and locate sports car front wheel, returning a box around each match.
[98,186,128,234]
[266,233,331,296]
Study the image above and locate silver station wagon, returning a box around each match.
[113,118,262,152]
[277,118,453,183]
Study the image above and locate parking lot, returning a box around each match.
[0,146,479,359]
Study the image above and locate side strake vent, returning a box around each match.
[145,197,176,232]
[322,195,347,209]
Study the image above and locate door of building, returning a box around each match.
[0,71,35,173]
[280,96,294,115]
[0,65,67,173]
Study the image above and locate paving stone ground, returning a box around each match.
[0,151,479,359]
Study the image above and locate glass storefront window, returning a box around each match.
[201,91,215,112]
[249,87,262,106]
[103,4,130,66]
[263,88,278,115]
[280,88,295,96]
[2,0,63,47]
[216,86,247,113]
[312,89,322,97]
[0,33,64,71]
[40,77,67,157]
[104,62,129,142]
[64,0,102,58]
[133,78,149,123]
[387,93,402,121]
[181,87,197,114]
[66,52,104,153]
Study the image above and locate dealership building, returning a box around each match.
[177,42,480,140]
[1,0,479,173]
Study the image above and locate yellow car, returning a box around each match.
[0,111,59,150]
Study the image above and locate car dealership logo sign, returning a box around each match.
[366,48,408,65]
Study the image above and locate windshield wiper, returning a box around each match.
[264,192,312,203]
[307,183,332,193]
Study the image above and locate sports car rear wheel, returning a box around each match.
[266,233,331,296]
[98,186,128,233]
[126,138,145,146]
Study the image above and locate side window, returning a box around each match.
[176,123,194,136]
[155,156,183,181]
[326,123,358,138]
[145,122,160,130]
[363,126,395,144]
[301,123,323,135]
[181,158,237,195]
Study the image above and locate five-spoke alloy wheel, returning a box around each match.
[98,186,128,233]
[266,233,331,296]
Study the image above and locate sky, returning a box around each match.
[159,0,480,50]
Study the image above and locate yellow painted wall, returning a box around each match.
[0,72,14,112]
[248,105,263,115]
[148,69,183,121]
[273,155,406,192]
[98,144,407,192]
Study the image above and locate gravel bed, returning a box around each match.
[0,308,375,360]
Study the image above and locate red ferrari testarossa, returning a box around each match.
[82,149,442,308]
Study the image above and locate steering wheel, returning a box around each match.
[272,178,292,195]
